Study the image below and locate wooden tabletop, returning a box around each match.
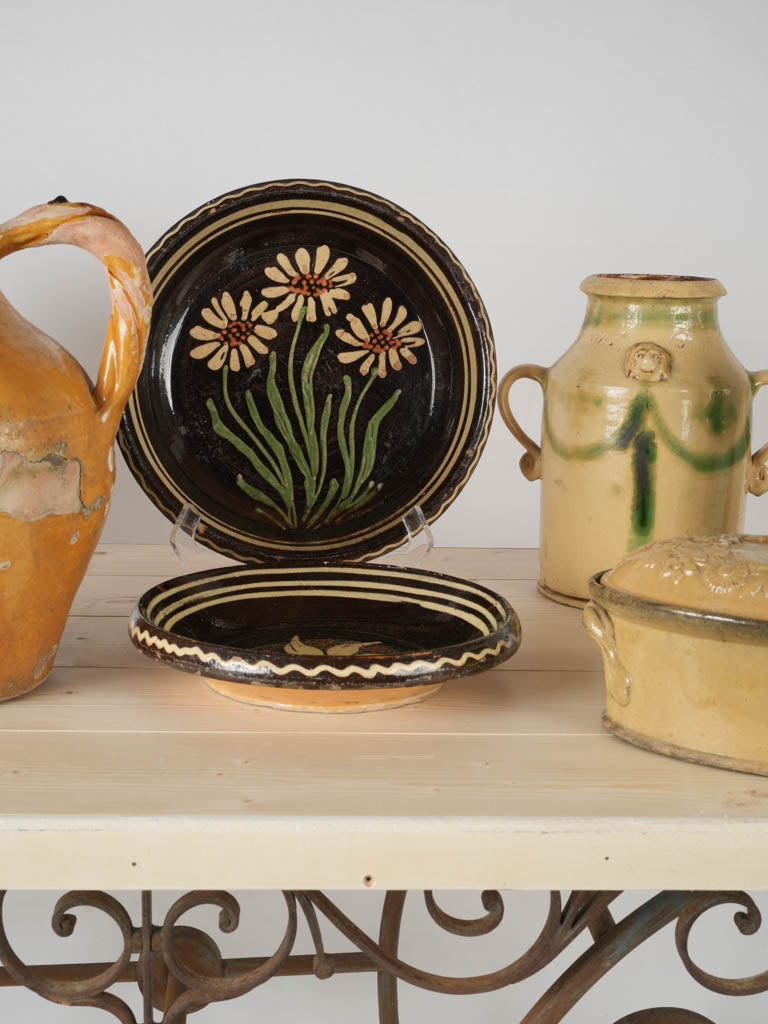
[1,544,766,891]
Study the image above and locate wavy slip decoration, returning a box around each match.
[128,563,520,708]
[129,626,514,683]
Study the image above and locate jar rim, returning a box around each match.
[581,274,727,299]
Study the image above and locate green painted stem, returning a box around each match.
[235,474,290,527]
[301,325,331,518]
[204,316,401,532]
[287,307,311,465]
[312,394,333,520]
[264,349,314,510]
[348,388,401,503]
[334,482,379,522]
[306,478,340,529]
[343,367,378,499]
[222,365,285,486]
[245,390,297,528]
[206,397,287,503]
[337,376,353,499]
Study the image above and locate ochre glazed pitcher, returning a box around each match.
[499,274,768,605]
[0,200,151,699]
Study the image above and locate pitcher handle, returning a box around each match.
[0,199,152,443]
[497,364,549,481]
[749,370,768,496]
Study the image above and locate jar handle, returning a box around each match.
[0,199,152,443]
[749,370,768,496]
[497,364,549,481]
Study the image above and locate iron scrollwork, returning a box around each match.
[0,888,764,1021]
[675,890,768,996]
[0,890,137,1022]
[158,889,298,1022]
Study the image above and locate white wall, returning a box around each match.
[2,0,768,1020]
[3,0,768,548]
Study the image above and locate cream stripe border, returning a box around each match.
[129,627,513,681]
[130,200,472,547]
[147,564,508,612]
[123,181,495,562]
[155,579,500,633]
[163,587,492,635]
[147,564,508,620]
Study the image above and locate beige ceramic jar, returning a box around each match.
[499,274,768,605]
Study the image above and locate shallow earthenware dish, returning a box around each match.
[130,563,520,712]
[584,534,768,775]
[118,179,495,564]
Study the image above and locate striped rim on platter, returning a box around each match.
[130,563,520,691]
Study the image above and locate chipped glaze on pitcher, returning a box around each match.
[498,274,768,606]
[0,200,151,699]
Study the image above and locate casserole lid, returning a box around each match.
[601,534,768,620]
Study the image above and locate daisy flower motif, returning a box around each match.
[261,245,356,322]
[335,298,425,378]
[189,290,278,372]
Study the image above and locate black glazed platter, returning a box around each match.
[129,562,520,711]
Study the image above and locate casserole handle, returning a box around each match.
[583,602,631,707]
[749,369,768,496]
[497,364,548,481]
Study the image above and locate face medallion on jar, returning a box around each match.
[624,342,673,383]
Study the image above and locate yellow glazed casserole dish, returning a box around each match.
[584,534,768,776]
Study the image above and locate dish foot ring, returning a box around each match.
[204,677,444,713]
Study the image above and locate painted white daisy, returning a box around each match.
[335,298,425,378]
[261,245,356,322]
[189,290,278,372]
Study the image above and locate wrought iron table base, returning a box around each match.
[0,889,764,1022]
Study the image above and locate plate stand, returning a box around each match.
[169,503,435,573]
